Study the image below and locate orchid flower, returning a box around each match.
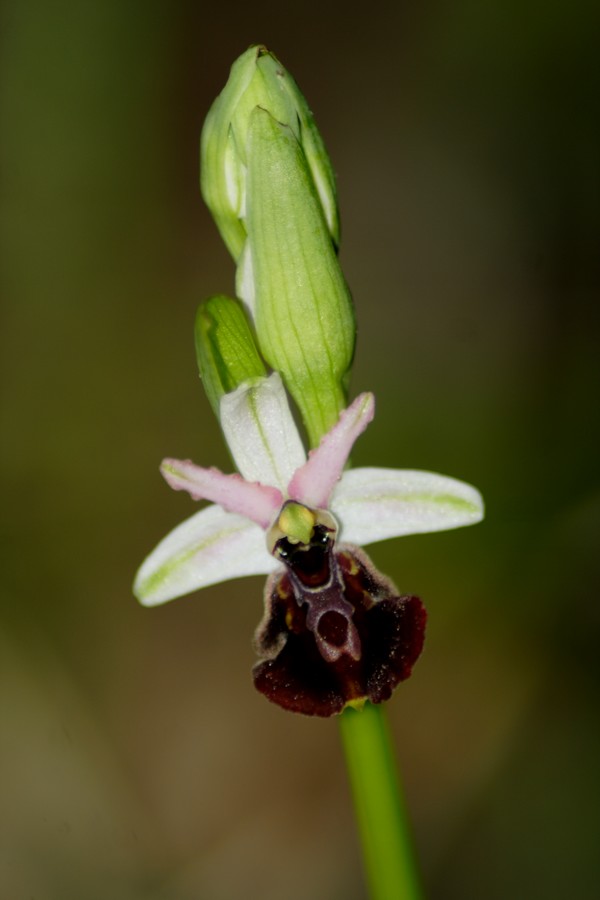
[134,373,483,716]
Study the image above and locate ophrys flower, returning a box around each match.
[134,374,483,715]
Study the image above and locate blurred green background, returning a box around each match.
[2,1,599,898]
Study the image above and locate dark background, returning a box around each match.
[2,1,599,897]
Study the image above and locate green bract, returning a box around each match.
[200,45,356,447]
[245,107,355,447]
[195,295,266,417]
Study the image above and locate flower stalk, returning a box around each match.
[340,704,423,900]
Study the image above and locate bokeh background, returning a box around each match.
[2,1,599,897]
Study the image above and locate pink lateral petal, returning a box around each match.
[287,393,375,509]
[161,459,283,529]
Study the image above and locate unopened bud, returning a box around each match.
[201,46,356,447]
[195,294,266,418]
[201,44,339,261]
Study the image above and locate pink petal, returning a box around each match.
[161,459,283,529]
[287,393,375,509]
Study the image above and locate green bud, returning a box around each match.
[195,294,266,418]
[245,107,355,448]
[201,44,340,262]
[201,46,356,448]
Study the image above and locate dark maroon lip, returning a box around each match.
[253,539,426,717]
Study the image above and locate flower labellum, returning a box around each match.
[255,501,427,716]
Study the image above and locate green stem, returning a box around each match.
[339,703,423,900]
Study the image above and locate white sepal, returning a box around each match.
[220,373,306,491]
[134,504,279,607]
[331,467,484,545]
